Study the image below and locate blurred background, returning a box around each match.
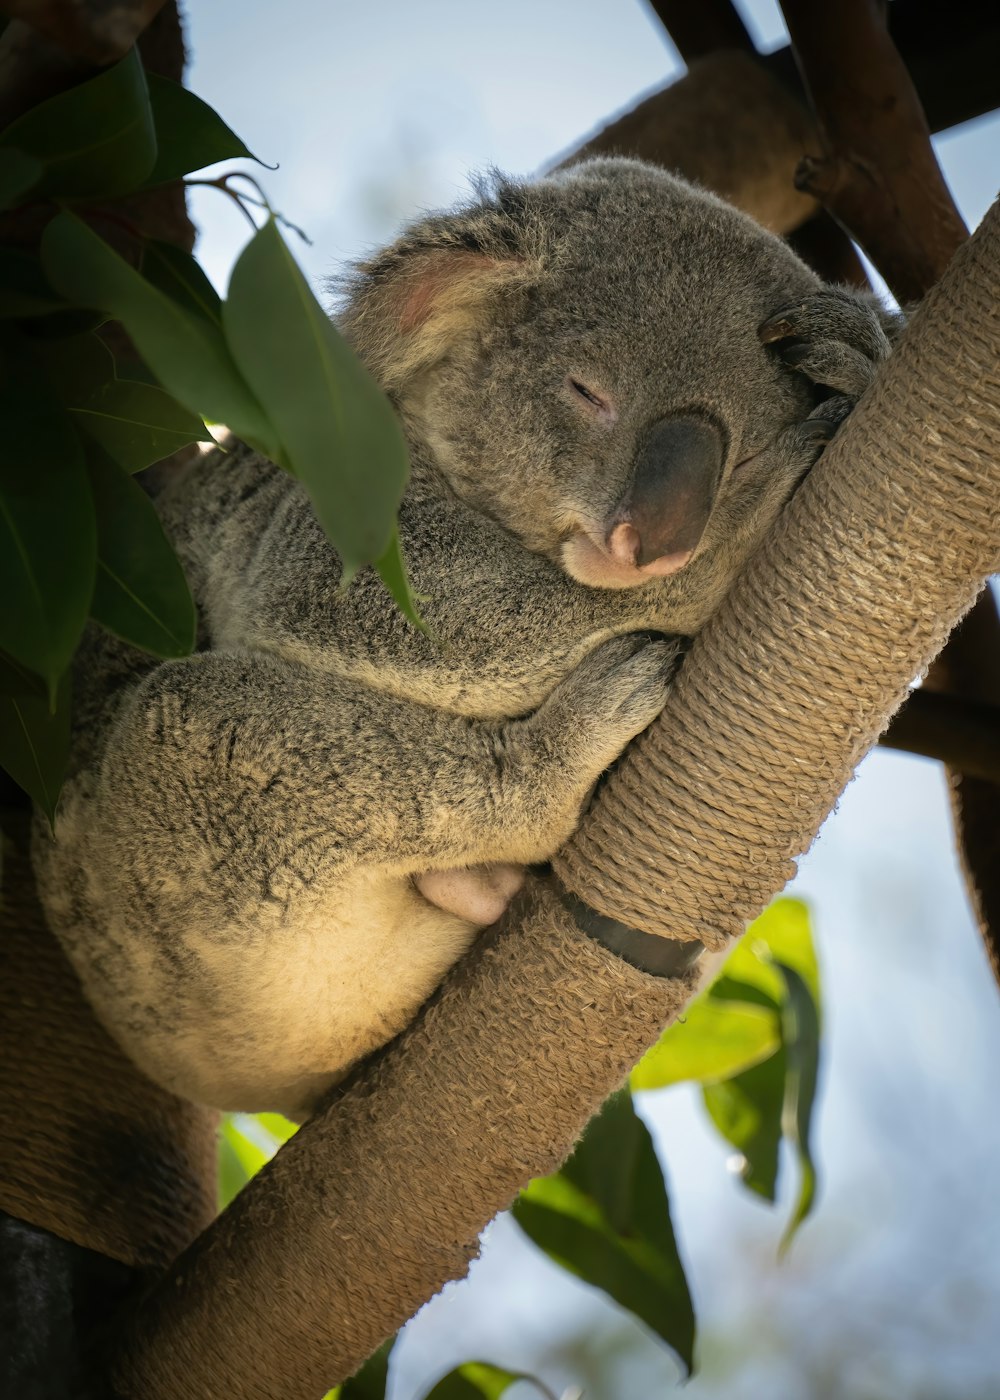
[184,4,1000,1396]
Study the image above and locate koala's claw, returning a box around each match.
[759,288,897,403]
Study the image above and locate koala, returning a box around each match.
[32,159,896,1118]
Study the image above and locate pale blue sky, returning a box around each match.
[180,5,1000,1396]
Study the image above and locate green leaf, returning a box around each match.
[420,1361,537,1400]
[718,897,821,1014]
[0,50,156,199]
[338,1338,395,1400]
[144,73,262,186]
[702,1054,784,1201]
[0,663,70,823]
[85,444,196,657]
[223,218,409,576]
[631,996,780,1091]
[217,1131,250,1211]
[41,212,280,457]
[0,249,65,318]
[40,330,209,471]
[513,1090,694,1373]
[76,377,209,471]
[772,958,821,1251]
[140,240,223,324]
[374,528,428,632]
[0,351,95,694]
[699,899,823,1230]
[220,1115,271,1183]
[254,1112,298,1147]
[0,147,42,209]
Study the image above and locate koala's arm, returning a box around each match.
[40,634,675,954]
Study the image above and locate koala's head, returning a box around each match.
[340,158,823,589]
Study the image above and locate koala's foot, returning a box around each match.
[414,862,525,924]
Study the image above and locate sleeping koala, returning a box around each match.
[33,158,895,1117]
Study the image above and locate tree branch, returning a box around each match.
[780,0,966,303]
[872,690,1000,785]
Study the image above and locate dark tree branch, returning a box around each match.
[780,0,967,304]
[644,0,754,61]
[882,690,1000,785]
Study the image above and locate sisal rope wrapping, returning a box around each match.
[113,199,1000,1398]
[554,194,1000,945]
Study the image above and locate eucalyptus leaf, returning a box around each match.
[373,528,427,632]
[140,240,223,324]
[699,899,823,1222]
[85,444,196,656]
[421,1361,534,1400]
[39,330,209,470]
[144,73,263,186]
[702,1054,784,1202]
[254,1113,298,1147]
[217,1132,250,1212]
[0,147,42,209]
[513,1091,694,1372]
[0,352,95,693]
[720,897,821,1013]
[0,667,70,824]
[0,50,156,199]
[219,1115,271,1183]
[41,212,280,456]
[223,219,408,576]
[772,958,821,1251]
[75,378,209,471]
[632,996,780,1091]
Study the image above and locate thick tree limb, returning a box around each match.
[561,49,820,234]
[111,187,1000,1400]
[644,0,753,60]
[780,0,966,304]
[877,691,1000,785]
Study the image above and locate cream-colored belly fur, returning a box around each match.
[94,871,481,1119]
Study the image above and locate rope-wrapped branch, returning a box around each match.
[111,191,1000,1400]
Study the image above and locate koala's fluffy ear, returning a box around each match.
[337,176,544,393]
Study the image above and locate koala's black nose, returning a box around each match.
[614,415,725,569]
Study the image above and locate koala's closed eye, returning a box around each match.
[569,378,609,410]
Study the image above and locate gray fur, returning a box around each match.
[32,159,896,1117]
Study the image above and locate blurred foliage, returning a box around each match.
[0,48,416,818]
[220,897,823,1395]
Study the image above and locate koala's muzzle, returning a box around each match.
[608,416,725,574]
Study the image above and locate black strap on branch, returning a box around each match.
[556,885,706,978]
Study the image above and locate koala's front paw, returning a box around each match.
[759,288,901,474]
[539,633,682,777]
